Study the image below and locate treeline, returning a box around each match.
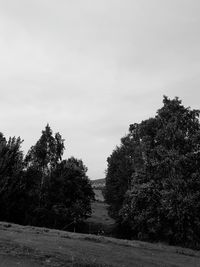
[105,96,200,248]
[0,124,94,230]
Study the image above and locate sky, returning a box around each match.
[0,0,200,179]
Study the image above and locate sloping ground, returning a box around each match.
[1,222,200,267]
[86,202,115,235]
[87,202,114,226]
[85,187,115,234]
[93,189,104,202]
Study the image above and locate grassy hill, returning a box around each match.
[1,222,200,267]
[91,179,105,189]
[91,178,105,202]
[87,178,114,234]
[1,179,199,266]
[93,189,104,202]
[86,202,115,235]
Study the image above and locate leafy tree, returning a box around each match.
[21,166,43,225]
[25,124,65,174]
[48,157,94,229]
[0,134,24,222]
[25,124,65,206]
[0,125,94,231]
[105,135,135,218]
[106,96,200,247]
[24,125,94,229]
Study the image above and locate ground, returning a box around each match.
[85,189,114,235]
[87,201,114,226]
[85,201,115,235]
[1,190,199,266]
[93,189,104,202]
[1,222,200,267]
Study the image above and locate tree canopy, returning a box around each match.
[0,134,24,222]
[0,124,94,231]
[105,96,200,247]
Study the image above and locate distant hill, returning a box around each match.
[91,178,105,189]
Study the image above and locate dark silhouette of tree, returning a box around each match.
[0,134,24,222]
[104,137,135,218]
[106,96,200,247]
[23,124,94,229]
[25,124,65,206]
[48,157,94,229]
[0,125,94,231]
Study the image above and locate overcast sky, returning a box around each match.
[0,0,200,179]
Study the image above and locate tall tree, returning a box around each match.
[24,125,94,229]
[25,124,65,205]
[26,124,65,174]
[0,134,24,222]
[105,134,135,218]
[106,96,200,247]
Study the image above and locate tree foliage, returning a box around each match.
[0,125,94,231]
[25,124,65,172]
[48,157,94,228]
[106,96,200,247]
[104,136,135,218]
[0,134,24,222]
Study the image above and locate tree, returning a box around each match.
[105,134,135,218]
[106,96,200,247]
[24,125,94,229]
[25,124,65,206]
[48,157,94,229]
[0,134,24,222]
[25,124,65,173]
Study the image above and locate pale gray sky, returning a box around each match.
[0,0,200,179]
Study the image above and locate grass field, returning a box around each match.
[85,201,115,235]
[93,189,104,202]
[91,179,105,189]
[1,222,200,267]
[87,202,114,225]
[1,191,199,266]
[85,189,115,235]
